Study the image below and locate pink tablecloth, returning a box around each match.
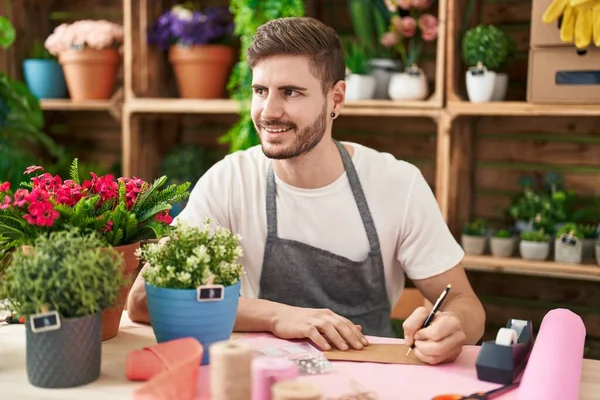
[195,333,516,400]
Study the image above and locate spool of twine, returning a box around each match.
[272,380,323,400]
[209,340,253,400]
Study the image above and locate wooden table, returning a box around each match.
[1,313,600,399]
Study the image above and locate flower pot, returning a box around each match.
[582,238,596,260]
[595,241,600,265]
[466,65,496,103]
[490,237,515,257]
[59,47,120,100]
[169,44,235,99]
[491,72,509,101]
[461,234,486,255]
[145,280,241,365]
[520,240,549,260]
[25,312,102,388]
[368,58,400,99]
[22,59,68,99]
[101,241,141,341]
[554,237,583,264]
[345,74,376,100]
[388,66,428,101]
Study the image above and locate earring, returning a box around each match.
[330,112,336,118]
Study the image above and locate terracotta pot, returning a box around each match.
[101,241,141,341]
[168,44,235,99]
[59,47,120,100]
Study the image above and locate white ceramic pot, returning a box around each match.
[554,237,582,264]
[491,72,509,101]
[490,237,515,257]
[466,63,496,103]
[461,234,486,255]
[520,240,549,260]
[388,65,428,101]
[368,58,400,99]
[345,74,376,101]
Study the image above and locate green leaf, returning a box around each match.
[0,16,16,50]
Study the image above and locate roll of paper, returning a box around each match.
[495,327,517,346]
[210,340,253,400]
[516,308,586,400]
[271,380,323,400]
[252,356,299,400]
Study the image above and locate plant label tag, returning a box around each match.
[30,310,61,333]
[197,284,224,302]
[560,235,579,247]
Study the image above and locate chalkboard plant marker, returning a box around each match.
[0,228,126,388]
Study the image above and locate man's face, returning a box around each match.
[251,55,329,160]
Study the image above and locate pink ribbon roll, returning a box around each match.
[516,308,586,400]
[252,356,299,400]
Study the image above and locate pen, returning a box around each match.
[406,283,452,356]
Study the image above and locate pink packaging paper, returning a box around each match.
[516,308,586,400]
[252,356,299,400]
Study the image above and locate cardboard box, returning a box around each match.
[530,0,567,47]
[527,46,600,103]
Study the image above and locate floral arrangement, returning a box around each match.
[139,219,244,289]
[0,159,190,266]
[147,4,235,50]
[380,0,439,68]
[44,19,124,56]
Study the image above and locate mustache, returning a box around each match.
[258,119,296,129]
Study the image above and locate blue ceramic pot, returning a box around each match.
[22,59,68,99]
[145,280,241,365]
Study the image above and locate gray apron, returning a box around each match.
[258,140,396,338]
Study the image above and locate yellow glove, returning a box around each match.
[594,1,600,46]
[574,2,594,48]
[543,0,568,23]
[570,0,597,7]
[560,2,576,43]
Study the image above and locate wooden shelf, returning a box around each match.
[463,254,600,282]
[40,99,116,111]
[125,98,440,118]
[447,101,600,117]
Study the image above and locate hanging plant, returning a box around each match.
[219,0,305,153]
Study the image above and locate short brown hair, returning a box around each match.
[246,17,346,94]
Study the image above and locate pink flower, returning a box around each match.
[419,14,438,41]
[411,0,433,9]
[381,32,399,47]
[155,210,173,225]
[396,0,411,10]
[400,17,417,37]
[44,20,124,56]
[0,195,11,210]
[23,201,59,227]
[384,0,397,12]
[0,181,10,192]
[13,189,29,207]
[24,165,44,175]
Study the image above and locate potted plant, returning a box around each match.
[519,229,550,261]
[578,223,598,260]
[461,24,509,102]
[139,219,245,365]
[0,159,191,340]
[383,2,438,101]
[0,228,125,388]
[491,30,516,101]
[461,218,488,255]
[148,4,237,99]
[343,37,376,100]
[22,40,68,99]
[490,228,515,257]
[554,223,583,264]
[44,20,124,100]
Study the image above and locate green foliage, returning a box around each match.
[461,24,509,70]
[140,219,245,289]
[556,222,583,240]
[0,15,15,49]
[347,0,391,59]
[28,40,55,60]
[0,228,126,318]
[577,223,598,239]
[160,145,216,185]
[520,229,550,242]
[463,218,488,236]
[219,0,305,153]
[343,37,372,75]
[494,229,513,238]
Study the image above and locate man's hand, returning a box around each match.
[271,306,369,351]
[402,306,466,364]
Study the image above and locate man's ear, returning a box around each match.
[330,80,346,117]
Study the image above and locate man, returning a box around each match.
[128,17,485,365]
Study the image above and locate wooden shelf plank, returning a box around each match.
[462,254,600,282]
[40,99,115,111]
[126,98,440,118]
[447,101,600,117]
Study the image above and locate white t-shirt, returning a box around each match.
[174,141,464,307]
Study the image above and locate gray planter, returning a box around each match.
[595,241,600,265]
[490,237,515,257]
[520,240,549,261]
[554,237,582,264]
[368,58,401,99]
[26,312,102,388]
[461,234,486,255]
[583,238,596,260]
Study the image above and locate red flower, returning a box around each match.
[32,173,62,192]
[23,201,59,227]
[13,189,29,207]
[24,165,44,175]
[0,195,11,210]
[26,188,50,203]
[155,210,173,225]
[0,181,10,192]
[104,220,114,232]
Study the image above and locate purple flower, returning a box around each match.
[148,5,235,50]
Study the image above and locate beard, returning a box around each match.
[256,105,327,160]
